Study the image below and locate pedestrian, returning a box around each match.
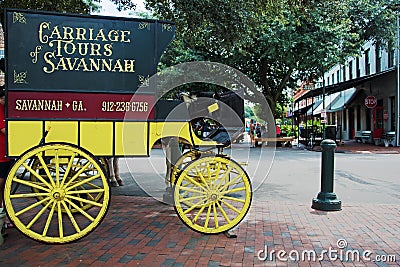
[276,123,281,137]
[249,119,255,147]
[107,157,124,187]
[0,87,15,241]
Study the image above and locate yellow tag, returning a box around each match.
[207,103,219,113]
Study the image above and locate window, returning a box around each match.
[349,61,353,79]
[356,58,360,77]
[331,74,334,84]
[342,66,346,81]
[375,45,381,73]
[357,105,361,131]
[365,48,370,75]
[389,46,395,68]
[336,70,340,83]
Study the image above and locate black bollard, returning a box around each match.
[311,139,341,211]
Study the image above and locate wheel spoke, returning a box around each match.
[66,195,103,208]
[43,201,57,236]
[26,199,54,229]
[10,192,49,199]
[220,199,240,214]
[64,198,95,221]
[213,203,219,228]
[178,185,204,195]
[216,201,231,223]
[57,202,63,238]
[179,194,206,204]
[21,163,53,190]
[65,174,101,191]
[192,205,206,223]
[60,153,77,187]
[195,165,210,190]
[183,197,208,215]
[12,176,51,193]
[182,173,207,191]
[64,161,92,188]
[204,204,212,228]
[217,174,242,192]
[220,195,246,203]
[15,196,52,216]
[61,201,81,233]
[221,187,246,195]
[36,154,56,187]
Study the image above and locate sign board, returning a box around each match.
[365,95,377,109]
[4,9,175,94]
[321,109,327,118]
[321,119,327,124]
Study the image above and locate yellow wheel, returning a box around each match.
[174,155,252,234]
[29,155,109,213]
[4,143,110,244]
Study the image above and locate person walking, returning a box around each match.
[249,119,255,147]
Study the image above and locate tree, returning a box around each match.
[0,0,101,14]
[140,0,399,118]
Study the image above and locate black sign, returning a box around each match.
[4,9,175,94]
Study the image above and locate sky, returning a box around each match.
[95,0,147,17]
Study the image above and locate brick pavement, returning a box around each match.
[1,196,399,266]
[320,140,400,154]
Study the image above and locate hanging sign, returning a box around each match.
[365,96,377,109]
[321,109,327,118]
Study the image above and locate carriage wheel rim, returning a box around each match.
[4,143,110,244]
[174,156,252,234]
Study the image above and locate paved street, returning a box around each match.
[114,145,400,205]
[1,145,399,266]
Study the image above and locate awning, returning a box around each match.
[296,68,395,102]
[306,100,323,116]
[328,88,357,112]
[312,92,340,115]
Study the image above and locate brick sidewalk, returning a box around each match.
[1,196,399,266]
[317,140,400,154]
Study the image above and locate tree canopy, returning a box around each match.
[143,0,399,117]
[0,0,101,14]
[2,0,399,117]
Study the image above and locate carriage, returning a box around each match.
[2,9,252,244]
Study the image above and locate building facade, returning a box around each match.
[295,40,398,145]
